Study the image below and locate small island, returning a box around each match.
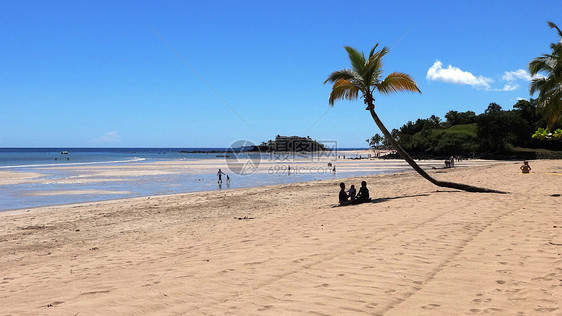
[248,135,328,152]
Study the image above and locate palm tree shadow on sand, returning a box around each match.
[332,193,435,207]
[367,193,431,204]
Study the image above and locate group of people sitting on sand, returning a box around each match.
[339,181,371,206]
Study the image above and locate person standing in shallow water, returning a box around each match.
[217,169,226,184]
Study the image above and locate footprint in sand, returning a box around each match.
[315,283,330,288]
[532,272,556,281]
[473,298,492,304]
[257,305,273,311]
[45,301,64,308]
[421,303,441,310]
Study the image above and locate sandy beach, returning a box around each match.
[0,159,560,315]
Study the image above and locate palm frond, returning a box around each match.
[377,72,421,95]
[344,46,366,74]
[528,55,554,76]
[529,77,547,96]
[364,46,389,82]
[325,44,420,107]
[550,42,562,53]
[537,87,562,128]
[368,43,380,58]
[547,21,562,38]
[328,79,360,106]
[324,69,359,84]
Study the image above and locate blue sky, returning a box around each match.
[1,0,560,148]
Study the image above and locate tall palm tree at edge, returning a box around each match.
[529,21,562,129]
[325,44,505,193]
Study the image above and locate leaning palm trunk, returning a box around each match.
[368,105,506,193]
[325,44,505,193]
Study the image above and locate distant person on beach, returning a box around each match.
[226,175,230,185]
[217,169,226,184]
[356,181,371,203]
[520,161,532,174]
[333,165,336,174]
[339,182,349,206]
[348,184,356,202]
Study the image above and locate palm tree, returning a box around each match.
[325,44,504,193]
[529,21,562,129]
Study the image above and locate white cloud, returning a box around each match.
[91,131,121,144]
[426,60,493,89]
[502,69,532,81]
[497,84,519,91]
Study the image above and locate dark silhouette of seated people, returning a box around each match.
[348,184,356,202]
[355,181,371,203]
[339,182,349,206]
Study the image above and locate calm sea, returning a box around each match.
[1,148,377,211]
[0,148,229,168]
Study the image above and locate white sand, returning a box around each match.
[0,160,560,315]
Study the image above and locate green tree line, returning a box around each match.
[368,99,561,155]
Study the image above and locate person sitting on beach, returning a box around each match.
[348,184,357,202]
[520,161,532,174]
[339,182,349,206]
[356,181,371,203]
[217,169,226,184]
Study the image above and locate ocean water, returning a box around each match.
[0,148,383,211]
[0,148,230,168]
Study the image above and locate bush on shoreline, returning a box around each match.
[388,99,561,157]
